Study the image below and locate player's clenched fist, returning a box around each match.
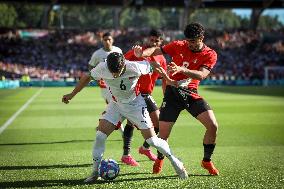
[62,93,73,104]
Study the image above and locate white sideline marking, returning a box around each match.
[0,88,43,135]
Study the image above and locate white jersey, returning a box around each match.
[88,46,122,68]
[90,60,152,103]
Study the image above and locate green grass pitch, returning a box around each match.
[0,86,283,188]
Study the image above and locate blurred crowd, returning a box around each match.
[0,28,283,83]
[208,29,284,82]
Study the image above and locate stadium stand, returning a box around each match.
[0,28,283,86]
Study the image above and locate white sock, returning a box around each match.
[146,136,181,166]
[92,130,107,173]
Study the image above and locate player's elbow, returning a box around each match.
[198,72,209,80]
[82,73,91,82]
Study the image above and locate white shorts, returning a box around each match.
[100,88,112,103]
[101,94,153,130]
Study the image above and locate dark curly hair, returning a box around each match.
[184,22,205,39]
[102,32,112,38]
[107,52,125,73]
[149,29,164,38]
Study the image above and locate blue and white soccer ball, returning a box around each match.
[99,159,120,180]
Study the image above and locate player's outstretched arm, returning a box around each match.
[62,73,91,104]
[133,45,163,58]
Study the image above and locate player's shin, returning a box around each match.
[203,143,216,161]
[146,136,181,167]
[123,123,134,155]
[92,130,107,173]
[143,127,159,149]
[146,136,188,178]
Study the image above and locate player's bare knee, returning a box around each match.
[210,122,218,133]
[206,122,218,134]
[97,119,117,135]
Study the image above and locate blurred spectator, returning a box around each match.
[0,28,283,83]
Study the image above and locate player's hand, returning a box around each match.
[168,62,183,76]
[133,45,143,58]
[62,93,73,104]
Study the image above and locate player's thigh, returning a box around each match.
[143,94,159,128]
[186,98,218,130]
[196,110,218,131]
[97,119,116,136]
[186,98,211,118]
[100,102,123,134]
[149,110,159,129]
[158,121,175,140]
[159,86,183,122]
[120,95,152,130]
[143,94,159,114]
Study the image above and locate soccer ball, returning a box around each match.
[99,159,120,180]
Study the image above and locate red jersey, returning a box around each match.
[162,40,217,90]
[124,47,167,94]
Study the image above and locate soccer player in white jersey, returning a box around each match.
[88,32,124,133]
[62,52,188,182]
[62,32,124,133]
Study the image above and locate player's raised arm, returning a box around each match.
[133,45,163,58]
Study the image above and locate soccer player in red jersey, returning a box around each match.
[135,22,219,176]
[120,29,168,166]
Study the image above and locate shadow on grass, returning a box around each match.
[0,163,92,170]
[0,139,121,146]
[188,173,214,177]
[0,175,179,188]
[0,179,87,188]
[119,172,152,176]
[204,86,284,97]
[119,159,151,166]
[0,160,152,171]
[0,170,215,188]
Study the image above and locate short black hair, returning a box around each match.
[149,29,163,38]
[107,52,125,73]
[103,32,112,38]
[184,22,205,39]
